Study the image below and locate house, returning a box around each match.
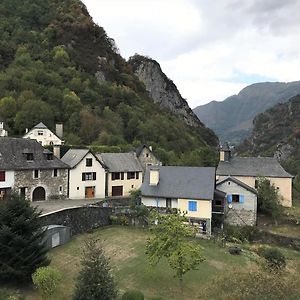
[141,166,219,235]
[0,137,68,201]
[216,144,293,207]
[0,118,8,137]
[23,122,64,146]
[135,145,162,170]
[216,176,258,226]
[61,149,106,200]
[97,153,143,197]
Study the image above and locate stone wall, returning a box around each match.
[138,147,161,171]
[40,206,112,235]
[14,169,68,201]
[225,208,256,226]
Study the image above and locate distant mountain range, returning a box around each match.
[193,81,300,144]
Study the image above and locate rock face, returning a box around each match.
[128,55,203,128]
[193,81,300,144]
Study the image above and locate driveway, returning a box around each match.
[32,198,104,215]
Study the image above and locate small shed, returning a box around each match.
[43,225,71,250]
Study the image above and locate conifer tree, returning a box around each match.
[73,239,117,300]
[0,194,49,282]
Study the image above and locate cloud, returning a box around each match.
[82,0,300,107]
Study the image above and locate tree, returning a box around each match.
[0,194,49,283]
[73,239,117,300]
[257,178,282,223]
[146,212,205,291]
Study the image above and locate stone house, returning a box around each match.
[216,144,293,207]
[0,137,68,201]
[23,122,64,146]
[97,153,143,197]
[141,166,222,235]
[135,145,162,171]
[216,176,258,226]
[61,149,106,200]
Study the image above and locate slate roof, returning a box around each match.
[33,122,48,129]
[216,176,258,195]
[0,137,68,170]
[141,166,216,200]
[217,157,293,178]
[97,153,143,172]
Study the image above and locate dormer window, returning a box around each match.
[26,153,34,161]
[47,153,53,160]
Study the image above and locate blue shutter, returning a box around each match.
[188,201,197,211]
[227,194,232,203]
[239,195,245,204]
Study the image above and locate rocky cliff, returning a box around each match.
[128,55,204,128]
[193,81,300,144]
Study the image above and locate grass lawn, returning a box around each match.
[5,226,300,299]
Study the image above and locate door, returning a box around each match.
[32,187,46,201]
[85,186,95,199]
[112,186,123,197]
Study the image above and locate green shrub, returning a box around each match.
[32,266,62,296]
[224,225,260,242]
[122,290,144,300]
[261,248,286,271]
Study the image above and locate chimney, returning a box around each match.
[150,169,159,186]
[149,145,153,152]
[219,142,231,162]
[53,145,61,159]
[56,123,63,138]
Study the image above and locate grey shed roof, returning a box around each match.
[97,153,143,172]
[61,149,102,169]
[0,138,69,170]
[217,157,293,178]
[141,166,216,200]
[217,176,258,195]
[33,122,48,129]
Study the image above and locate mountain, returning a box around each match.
[0,0,218,166]
[193,81,300,144]
[128,55,202,128]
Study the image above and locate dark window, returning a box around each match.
[86,158,92,167]
[127,172,135,179]
[53,169,58,177]
[38,130,44,136]
[146,153,149,158]
[82,172,96,181]
[47,153,53,160]
[215,199,222,206]
[121,172,124,180]
[59,186,63,192]
[33,170,39,179]
[232,195,240,203]
[26,153,34,161]
[77,187,79,190]
[0,171,5,182]
[255,179,259,189]
[112,172,120,181]
[136,172,139,180]
[166,198,172,208]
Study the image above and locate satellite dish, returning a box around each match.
[228,204,233,209]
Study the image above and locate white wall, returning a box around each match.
[23,128,62,146]
[142,196,178,208]
[0,170,14,188]
[69,153,106,199]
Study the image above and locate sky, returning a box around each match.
[82,0,300,108]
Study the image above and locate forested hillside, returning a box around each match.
[194,81,300,144]
[0,0,218,166]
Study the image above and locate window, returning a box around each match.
[38,130,44,136]
[77,187,79,190]
[146,153,149,158]
[227,194,244,204]
[33,170,39,179]
[232,195,240,203]
[26,153,34,161]
[188,201,197,211]
[166,198,172,208]
[136,172,139,180]
[86,158,92,167]
[53,169,58,177]
[112,172,120,180]
[47,153,53,160]
[255,179,259,189]
[127,172,135,179]
[215,199,222,206]
[121,172,124,180]
[0,171,5,182]
[82,172,96,181]
[59,186,63,193]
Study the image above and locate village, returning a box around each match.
[0,119,294,235]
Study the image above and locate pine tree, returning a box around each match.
[73,239,118,300]
[0,194,49,282]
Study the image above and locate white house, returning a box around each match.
[62,149,106,200]
[216,176,258,226]
[97,152,143,197]
[0,118,8,137]
[23,122,63,146]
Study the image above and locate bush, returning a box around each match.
[122,290,144,300]
[32,266,62,297]
[261,248,286,271]
[224,225,260,243]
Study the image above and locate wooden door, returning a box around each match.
[112,186,123,197]
[85,186,95,199]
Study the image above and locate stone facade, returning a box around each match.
[225,208,256,226]
[14,169,68,201]
[137,147,162,171]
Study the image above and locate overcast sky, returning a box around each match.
[82,0,300,108]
